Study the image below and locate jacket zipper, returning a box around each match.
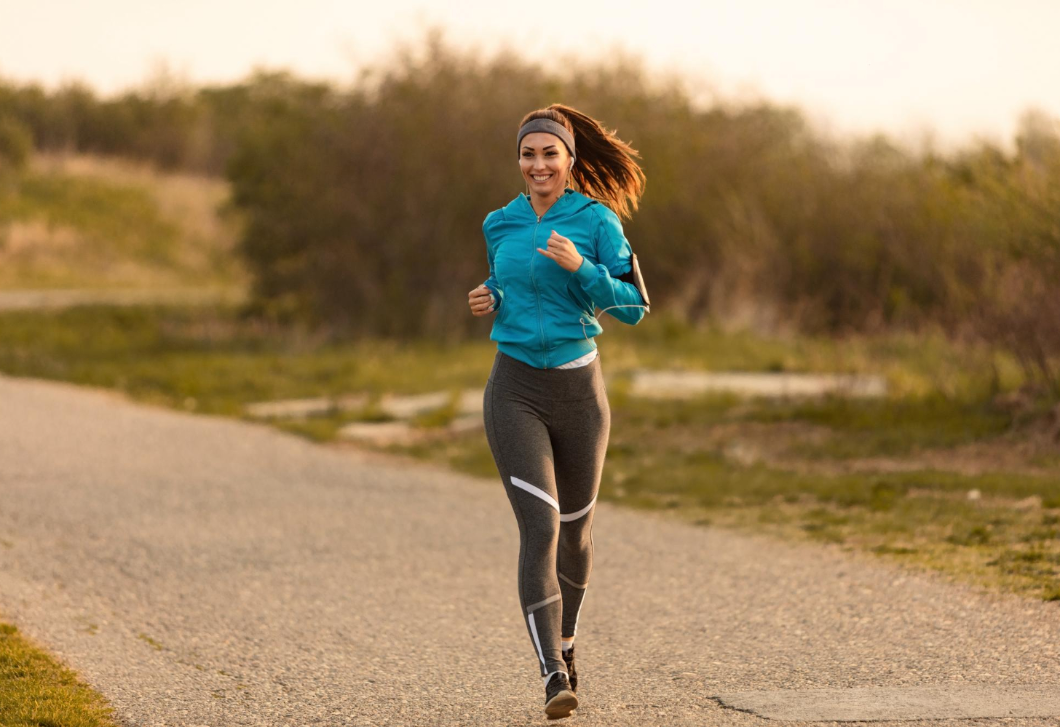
[531,212,548,367]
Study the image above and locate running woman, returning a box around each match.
[467,103,648,720]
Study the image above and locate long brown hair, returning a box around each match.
[518,103,646,221]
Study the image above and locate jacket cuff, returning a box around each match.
[573,256,598,288]
[482,282,501,312]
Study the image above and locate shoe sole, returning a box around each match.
[545,689,578,720]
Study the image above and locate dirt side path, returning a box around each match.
[0,287,237,311]
[0,373,1058,726]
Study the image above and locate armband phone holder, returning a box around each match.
[630,253,650,312]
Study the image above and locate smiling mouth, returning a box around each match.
[531,174,553,182]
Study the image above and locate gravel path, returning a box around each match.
[1,373,1058,726]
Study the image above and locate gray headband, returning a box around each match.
[516,118,576,161]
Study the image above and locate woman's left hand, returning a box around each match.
[537,230,584,273]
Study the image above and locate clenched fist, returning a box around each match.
[468,284,496,317]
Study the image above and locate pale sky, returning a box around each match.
[2,0,1058,151]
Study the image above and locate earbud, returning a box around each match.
[569,158,575,171]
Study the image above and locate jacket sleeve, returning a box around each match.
[571,206,647,325]
[481,215,503,314]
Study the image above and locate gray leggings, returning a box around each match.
[483,350,611,680]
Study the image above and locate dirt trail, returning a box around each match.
[0,287,239,311]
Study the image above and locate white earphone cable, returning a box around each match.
[488,295,649,342]
[579,304,649,341]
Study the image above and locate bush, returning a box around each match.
[0,115,32,172]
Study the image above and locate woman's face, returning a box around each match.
[519,131,572,198]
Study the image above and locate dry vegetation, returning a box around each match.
[0,154,246,291]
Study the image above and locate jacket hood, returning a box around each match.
[501,188,598,222]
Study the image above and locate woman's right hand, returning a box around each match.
[468,284,496,317]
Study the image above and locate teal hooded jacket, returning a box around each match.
[481,188,648,369]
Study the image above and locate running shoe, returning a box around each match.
[562,646,578,693]
[544,671,578,720]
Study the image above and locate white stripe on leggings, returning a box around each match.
[527,593,561,614]
[572,591,587,636]
[559,495,597,522]
[510,476,560,512]
[558,571,588,590]
[528,612,546,666]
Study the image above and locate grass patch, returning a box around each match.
[0,305,495,416]
[0,172,180,269]
[0,620,118,727]
[0,154,244,290]
[604,313,1025,399]
[737,394,1015,458]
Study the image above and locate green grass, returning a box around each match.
[0,621,118,727]
[736,395,1016,457]
[606,312,1026,399]
[0,305,494,416]
[0,303,1058,601]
